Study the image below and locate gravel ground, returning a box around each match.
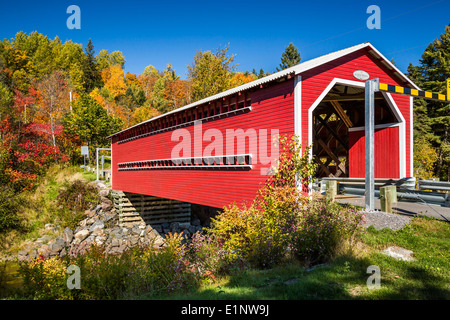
[361,210,412,231]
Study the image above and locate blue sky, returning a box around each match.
[1,0,449,79]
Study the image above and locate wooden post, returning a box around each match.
[326,180,337,202]
[380,185,397,213]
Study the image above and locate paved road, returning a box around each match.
[334,195,450,222]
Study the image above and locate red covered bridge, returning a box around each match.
[109,42,419,210]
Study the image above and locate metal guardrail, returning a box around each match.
[340,186,449,207]
[314,177,449,207]
[418,179,450,192]
[316,177,416,191]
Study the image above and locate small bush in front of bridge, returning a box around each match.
[206,185,309,269]
[204,134,366,269]
[207,135,314,268]
[291,201,365,266]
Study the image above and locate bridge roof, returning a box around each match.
[108,42,419,139]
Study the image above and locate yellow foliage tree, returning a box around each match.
[230,72,257,88]
[101,65,127,99]
[131,105,160,126]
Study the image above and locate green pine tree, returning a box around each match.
[410,25,450,180]
[82,39,103,93]
[277,43,301,71]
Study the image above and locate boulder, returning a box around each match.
[45,223,55,231]
[99,189,110,198]
[37,244,50,258]
[188,225,197,235]
[101,199,113,212]
[59,247,67,258]
[153,225,163,234]
[94,204,102,213]
[153,236,165,248]
[86,209,96,218]
[382,246,416,261]
[170,222,180,233]
[62,227,73,244]
[89,220,105,233]
[74,229,89,242]
[18,250,28,262]
[179,222,191,230]
[49,238,65,256]
[131,226,141,236]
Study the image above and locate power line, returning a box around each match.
[385,44,430,55]
[302,0,448,49]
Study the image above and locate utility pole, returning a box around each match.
[365,78,379,211]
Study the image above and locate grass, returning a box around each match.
[161,216,449,300]
[1,179,448,300]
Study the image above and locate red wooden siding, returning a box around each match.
[301,48,412,177]
[348,126,400,178]
[112,80,295,209]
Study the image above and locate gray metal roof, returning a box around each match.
[108,42,419,138]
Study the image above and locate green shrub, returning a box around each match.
[0,186,23,232]
[206,135,314,268]
[18,234,198,300]
[187,231,244,276]
[56,180,99,229]
[19,256,73,300]
[292,201,364,266]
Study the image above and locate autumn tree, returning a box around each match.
[230,72,257,88]
[0,82,13,119]
[96,49,126,70]
[187,45,236,102]
[131,104,160,126]
[34,71,70,155]
[63,94,122,164]
[101,64,127,100]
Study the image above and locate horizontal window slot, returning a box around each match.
[118,154,252,171]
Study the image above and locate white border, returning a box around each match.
[308,78,366,156]
[381,92,406,178]
[348,122,400,132]
[307,77,407,179]
[294,75,302,141]
[410,96,414,177]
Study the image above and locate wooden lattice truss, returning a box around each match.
[313,84,395,178]
[313,100,352,178]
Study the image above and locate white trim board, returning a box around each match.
[410,96,414,177]
[294,75,302,141]
[348,122,400,132]
[307,77,407,179]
